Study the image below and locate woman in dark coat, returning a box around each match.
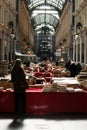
[69,61,77,77]
[65,60,71,70]
[11,59,28,114]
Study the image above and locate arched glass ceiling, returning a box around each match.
[26,0,65,11]
[32,13,58,29]
[25,0,66,34]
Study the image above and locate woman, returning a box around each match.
[11,58,28,114]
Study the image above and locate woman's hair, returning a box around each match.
[15,58,22,65]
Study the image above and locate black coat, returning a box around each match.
[11,65,27,92]
[69,63,77,77]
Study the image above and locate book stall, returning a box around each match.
[0,64,87,115]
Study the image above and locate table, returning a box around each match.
[0,89,87,115]
[0,90,14,112]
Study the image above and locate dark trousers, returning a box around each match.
[14,92,26,113]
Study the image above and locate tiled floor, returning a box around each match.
[0,113,87,130]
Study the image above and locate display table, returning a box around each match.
[0,88,87,115]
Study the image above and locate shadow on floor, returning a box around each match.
[0,112,87,120]
[8,117,24,129]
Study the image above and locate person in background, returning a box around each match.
[76,62,82,75]
[56,61,59,66]
[65,59,71,70]
[69,61,77,77]
[11,58,28,115]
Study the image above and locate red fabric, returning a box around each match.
[0,89,87,115]
[0,90,14,112]
[27,88,42,92]
[26,90,87,115]
[34,72,44,77]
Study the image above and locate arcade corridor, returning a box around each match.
[0,0,87,130]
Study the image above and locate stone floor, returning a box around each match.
[0,113,87,130]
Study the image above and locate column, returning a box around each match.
[80,35,82,63]
[76,36,78,62]
[10,40,13,62]
[84,31,87,64]
[7,35,10,61]
[1,31,5,60]
[73,38,75,61]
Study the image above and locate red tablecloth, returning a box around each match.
[0,89,87,115]
[0,90,14,112]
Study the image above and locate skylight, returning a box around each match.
[25,0,66,33]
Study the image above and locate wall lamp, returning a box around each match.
[76,22,82,34]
